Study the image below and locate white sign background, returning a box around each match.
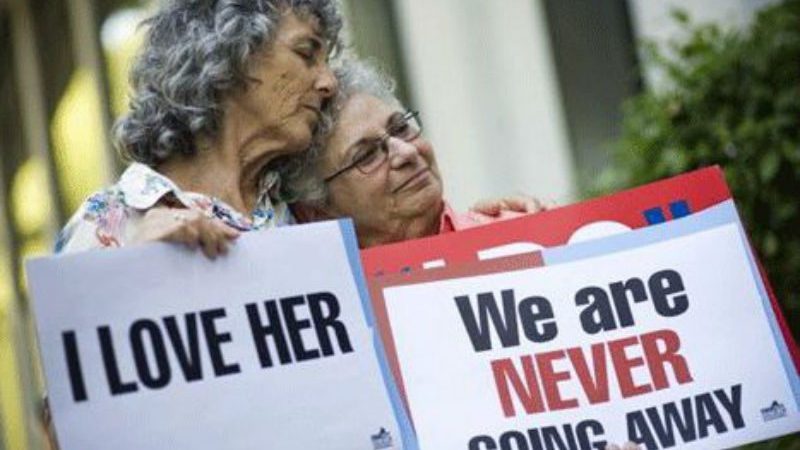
[28,221,408,450]
[383,222,800,449]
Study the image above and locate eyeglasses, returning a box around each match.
[324,110,422,183]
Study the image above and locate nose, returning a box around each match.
[315,64,338,99]
[387,137,421,169]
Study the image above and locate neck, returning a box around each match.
[357,203,444,249]
[158,120,291,214]
[159,149,253,212]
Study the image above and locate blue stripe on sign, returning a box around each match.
[670,200,691,219]
[644,207,667,224]
[337,219,419,450]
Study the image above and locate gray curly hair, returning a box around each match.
[115,0,343,166]
[273,56,401,205]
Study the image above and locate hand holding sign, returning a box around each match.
[131,207,240,259]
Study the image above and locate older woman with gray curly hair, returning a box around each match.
[57,0,341,258]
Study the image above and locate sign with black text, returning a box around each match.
[374,202,800,449]
[27,220,416,450]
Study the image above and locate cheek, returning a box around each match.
[335,177,390,217]
[417,141,440,172]
[358,178,388,206]
[265,63,311,110]
[415,139,434,158]
[269,74,301,108]
[286,64,317,95]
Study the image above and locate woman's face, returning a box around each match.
[321,93,444,241]
[225,11,336,161]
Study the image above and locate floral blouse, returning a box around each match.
[55,163,294,254]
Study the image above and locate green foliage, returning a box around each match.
[601,4,800,446]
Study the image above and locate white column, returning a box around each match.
[393,0,576,210]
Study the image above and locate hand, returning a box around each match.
[605,442,642,450]
[470,194,555,217]
[131,207,240,259]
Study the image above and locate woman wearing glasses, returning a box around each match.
[282,59,549,248]
[279,58,640,450]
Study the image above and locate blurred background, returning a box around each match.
[0,0,797,448]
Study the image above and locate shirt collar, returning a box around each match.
[250,170,283,229]
[116,162,193,210]
[116,162,291,230]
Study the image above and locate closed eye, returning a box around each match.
[294,48,315,63]
[294,37,323,64]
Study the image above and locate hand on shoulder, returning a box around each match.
[469,194,556,220]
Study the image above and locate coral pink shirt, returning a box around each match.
[439,202,525,234]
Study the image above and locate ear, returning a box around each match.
[292,202,333,223]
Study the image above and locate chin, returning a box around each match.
[405,192,444,219]
[284,126,314,155]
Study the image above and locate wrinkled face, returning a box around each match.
[226,10,336,158]
[321,93,444,236]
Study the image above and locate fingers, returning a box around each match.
[171,222,200,250]
[470,195,555,216]
[200,220,235,259]
[137,208,240,259]
[503,195,544,214]
[470,199,502,216]
[185,214,240,260]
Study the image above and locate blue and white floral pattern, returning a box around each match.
[56,163,293,253]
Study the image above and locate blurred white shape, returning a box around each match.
[568,221,632,244]
[477,242,544,261]
[101,8,146,49]
[422,259,446,270]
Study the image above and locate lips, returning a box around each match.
[303,105,322,119]
[393,167,432,194]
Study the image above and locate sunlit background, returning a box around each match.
[0,1,795,449]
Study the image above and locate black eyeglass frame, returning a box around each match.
[323,110,422,183]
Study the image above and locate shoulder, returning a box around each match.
[55,187,131,253]
[55,163,181,253]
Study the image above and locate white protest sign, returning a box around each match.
[380,202,800,449]
[27,220,414,450]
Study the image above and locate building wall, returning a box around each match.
[392,0,576,210]
[543,0,640,191]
